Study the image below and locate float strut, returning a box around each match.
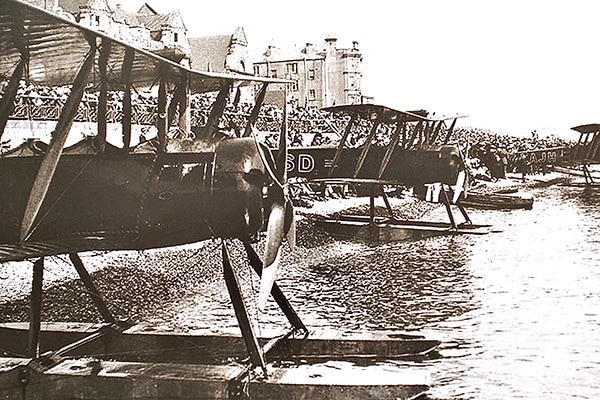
[381,190,396,220]
[369,185,376,223]
[243,242,307,333]
[440,186,457,230]
[456,201,472,225]
[222,241,267,375]
[28,258,44,358]
[69,253,116,324]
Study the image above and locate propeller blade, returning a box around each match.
[284,200,296,251]
[258,202,285,311]
[452,169,466,204]
[258,90,292,312]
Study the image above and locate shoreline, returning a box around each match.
[0,169,582,327]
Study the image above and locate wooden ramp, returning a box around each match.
[0,357,429,400]
[0,323,437,399]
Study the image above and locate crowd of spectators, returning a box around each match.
[2,81,577,183]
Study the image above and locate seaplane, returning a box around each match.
[284,103,490,242]
[552,124,600,185]
[0,0,439,398]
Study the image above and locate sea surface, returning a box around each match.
[229,183,600,399]
[4,182,597,399]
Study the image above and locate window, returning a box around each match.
[308,69,315,80]
[253,65,260,75]
[95,15,100,25]
[174,32,179,43]
[288,81,298,91]
[270,70,277,78]
[286,63,298,74]
[309,89,316,100]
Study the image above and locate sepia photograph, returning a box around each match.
[0,0,598,398]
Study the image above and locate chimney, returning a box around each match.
[304,42,314,55]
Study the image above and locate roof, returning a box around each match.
[188,35,231,72]
[137,10,185,32]
[137,3,157,17]
[571,124,600,134]
[111,4,140,26]
[322,104,466,124]
[57,0,89,14]
[255,41,330,64]
[0,0,288,93]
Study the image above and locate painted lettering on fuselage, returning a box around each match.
[287,153,316,174]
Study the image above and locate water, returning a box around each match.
[133,184,600,399]
[269,185,600,399]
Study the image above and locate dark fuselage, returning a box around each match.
[0,138,267,261]
[286,145,464,186]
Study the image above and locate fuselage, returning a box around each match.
[286,145,464,186]
[0,137,268,261]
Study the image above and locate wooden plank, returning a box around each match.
[0,323,440,364]
[0,357,428,400]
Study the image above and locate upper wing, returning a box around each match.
[0,0,286,92]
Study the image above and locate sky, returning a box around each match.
[111,0,600,139]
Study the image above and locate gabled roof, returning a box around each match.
[57,0,89,14]
[188,35,232,73]
[231,27,247,47]
[137,10,185,32]
[137,3,157,16]
[112,4,139,26]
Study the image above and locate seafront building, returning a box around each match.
[22,0,368,107]
[253,39,368,109]
[26,0,190,64]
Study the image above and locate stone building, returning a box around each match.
[253,37,364,108]
[188,27,251,75]
[29,0,190,64]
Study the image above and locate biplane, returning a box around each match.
[0,0,438,398]
[285,104,486,241]
[559,123,600,185]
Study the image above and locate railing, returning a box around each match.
[7,95,344,135]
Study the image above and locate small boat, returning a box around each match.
[461,191,534,210]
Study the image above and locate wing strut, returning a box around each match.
[97,38,111,150]
[378,113,407,179]
[121,48,134,152]
[0,56,27,141]
[243,82,268,137]
[328,112,357,177]
[20,46,96,242]
[168,72,190,135]
[442,117,458,145]
[353,112,384,178]
[404,120,422,149]
[429,120,444,144]
[205,80,233,140]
